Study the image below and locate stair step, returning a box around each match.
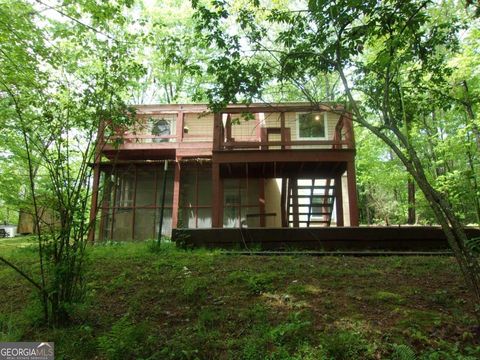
[296,185,333,189]
[288,212,333,215]
[288,220,330,223]
[290,195,335,198]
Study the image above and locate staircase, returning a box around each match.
[286,178,336,227]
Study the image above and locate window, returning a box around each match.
[297,112,327,139]
[149,115,176,142]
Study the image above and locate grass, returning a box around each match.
[0,239,479,359]
[0,235,37,254]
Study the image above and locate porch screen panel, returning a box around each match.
[99,165,175,241]
[223,178,260,228]
[100,208,113,240]
[112,208,133,241]
[224,180,240,228]
[111,168,134,240]
[197,208,212,228]
[153,167,173,237]
[179,165,212,228]
[182,208,196,228]
[155,208,172,237]
[180,170,196,228]
[136,169,156,207]
[134,208,155,240]
[156,168,174,206]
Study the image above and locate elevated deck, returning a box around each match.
[99,102,355,161]
[172,226,480,251]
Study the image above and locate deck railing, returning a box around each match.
[213,110,355,151]
[99,105,355,152]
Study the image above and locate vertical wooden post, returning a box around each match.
[335,175,344,227]
[280,178,287,227]
[260,128,268,150]
[212,162,223,227]
[87,163,101,242]
[280,112,286,150]
[171,160,181,229]
[255,113,262,141]
[225,114,232,142]
[176,111,184,142]
[291,177,299,227]
[213,113,223,151]
[131,165,138,240]
[347,161,359,226]
[98,173,109,242]
[157,160,168,244]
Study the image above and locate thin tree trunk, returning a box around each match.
[407,178,416,224]
[462,80,480,151]
[337,65,480,321]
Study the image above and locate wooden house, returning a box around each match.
[89,103,359,241]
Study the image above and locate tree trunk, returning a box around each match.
[407,177,416,224]
[462,80,480,151]
[338,67,480,322]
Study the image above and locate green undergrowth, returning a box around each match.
[0,240,479,359]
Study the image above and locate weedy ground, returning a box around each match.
[0,237,479,359]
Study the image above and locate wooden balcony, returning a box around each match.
[100,108,214,160]
[212,106,355,166]
[98,103,355,161]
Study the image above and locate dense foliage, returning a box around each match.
[0,0,144,324]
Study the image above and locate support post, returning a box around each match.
[255,113,262,141]
[176,111,184,142]
[171,160,181,229]
[225,114,232,142]
[280,112,286,150]
[212,162,223,227]
[213,113,223,151]
[291,178,299,227]
[132,165,138,240]
[87,162,100,242]
[347,161,359,226]
[157,160,168,245]
[335,175,344,227]
[281,178,287,227]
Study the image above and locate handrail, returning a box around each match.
[222,139,351,149]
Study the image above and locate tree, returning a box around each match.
[192,0,480,320]
[0,0,144,325]
[131,0,216,104]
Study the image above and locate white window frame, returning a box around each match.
[148,113,177,142]
[296,112,328,140]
